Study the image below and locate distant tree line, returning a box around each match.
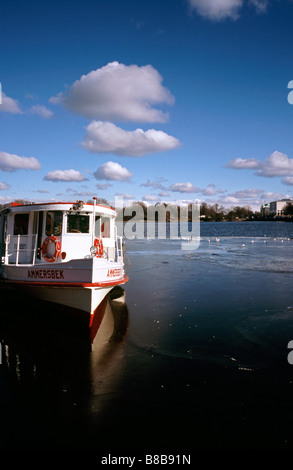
[119,201,259,222]
[200,202,255,221]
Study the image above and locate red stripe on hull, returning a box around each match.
[1,275,129,289]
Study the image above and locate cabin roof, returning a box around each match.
[0,201,116,215]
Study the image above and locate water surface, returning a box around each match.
[1,221,293,452]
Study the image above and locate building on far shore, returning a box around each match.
[260,198,292,217]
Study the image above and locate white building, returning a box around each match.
[261,199,292,217]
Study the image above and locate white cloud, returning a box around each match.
[0,92,54,118]
[158,191,170,198]
[0,195,14,205]
[261,191,289,200]
[29,104,53,119]
[226,157,261,169]
[50,61,175,123]
[82,121,180,157]
[187,0,268,20]
[256,151,293,177]
[187,0,243,20]
[226,151,293,177]
[169,182,200,193]
[214,187,292,212]
[143,194,159,202]
[94,161,133,181]
[140,178,167,190]
[0,92,22,114]
[219,195,240,204]
[115,192,135,200]
[249,0,268,13]
[44,169,86,182]
[72,190,95,197]
[282,177,293,186]
[201,184,219,196]
[96,183,113,190]
[0,182,10,190]
[229,188,263,198]
[0,151,41,172]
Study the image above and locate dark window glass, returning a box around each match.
[14,214,29,235]
[46,211,63,236]
[67,214,89,233]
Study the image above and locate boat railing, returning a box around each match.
[115,232,124,263]
[4,234,38,265]
[3,231,124,265]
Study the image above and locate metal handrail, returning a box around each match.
[4,233,38,265]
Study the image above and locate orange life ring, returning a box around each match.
[94,237,103,258]
[42,236,61,263]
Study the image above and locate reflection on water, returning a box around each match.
[0,286,128,450]
[0,285,128,380]
[90,288,129,399]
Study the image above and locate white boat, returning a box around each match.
[0,198,128,342]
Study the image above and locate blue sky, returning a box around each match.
[1,0,293,211]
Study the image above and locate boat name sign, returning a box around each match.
[26,268,122,281]
[28,269,64,280]
[107,268,121,277]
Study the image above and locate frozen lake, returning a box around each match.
[1,221,293,452]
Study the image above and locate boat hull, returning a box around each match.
[0,274,128,344]
[0,255,128,342]
[0,275,128,313]
[0,256,128,311]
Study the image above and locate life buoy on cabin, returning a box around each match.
[42,236,61,263]
[94,237,103,258]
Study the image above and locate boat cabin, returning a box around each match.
[0,200,120,266]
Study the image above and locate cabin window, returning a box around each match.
[95,216,110,238]
[14,213,29,235]
[46,211,63,236]
[67,214,89,233]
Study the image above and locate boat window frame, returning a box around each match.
[95,215,111,238]
[45,210,63,236]
[66,213,90,234]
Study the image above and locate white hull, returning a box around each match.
[0,257,128,322]
[21,284,113,315]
